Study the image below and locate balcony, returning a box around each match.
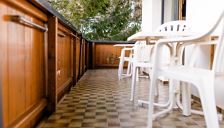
[0,1,224,128]
[37,69,224,127]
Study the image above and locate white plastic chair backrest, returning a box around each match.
[155,21,190,65]
[182,10,224,74]
[212,10,224,75]
[155,20,190,33]
[133,41,153,62]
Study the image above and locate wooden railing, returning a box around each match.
[0,1,134,127]
[90,40,134,68]
[0,1,91,127]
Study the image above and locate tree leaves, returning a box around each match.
[49,0,141,41]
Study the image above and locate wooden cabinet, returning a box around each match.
[0,1,47,127]
[48,17,78,111]
[56,23,74,100]
[0,1,90,127]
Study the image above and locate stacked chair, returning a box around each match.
[147,10,224,128]
[130,20,190,102]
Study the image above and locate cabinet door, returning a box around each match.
[56,27,73,97]
[0,1,47,127]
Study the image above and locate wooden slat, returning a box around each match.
[7,5,26,123]
[47,16,58,113]
[44,24,48,97]
[0,2,8,127]
[76,37,81,80]
[0,2,47,127]
[0,21,4,128]
[82,39,85,74]
[3,0,47,21]
[71,36,76,85]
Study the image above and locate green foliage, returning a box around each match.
[49,0,141,41]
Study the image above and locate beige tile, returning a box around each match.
[38,69,223,128]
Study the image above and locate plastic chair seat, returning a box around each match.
[158,66,212,83]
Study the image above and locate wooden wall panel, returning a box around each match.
[71,36,75,84]
[79,39,83,76]
[85,41,90,70]
[0,1,47,127]
[82,39,85,74]
[56,23,73,100]
[48,16,57,113]
[93,43,130,68]
[76,37,81,80]
[0,2,7,127]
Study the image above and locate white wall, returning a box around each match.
[163,0,174,22]
[186,0,223,34]
[141,0,162,32]
[186,0,224,108]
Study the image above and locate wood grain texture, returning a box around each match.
[0,2,9,127]
[93,43,130,68]
[4,0,47,21]
[56,24,73,98]
[76,36,81,80]
[48,16,58,113]
[0,1,47,127]
[71,35,76,85]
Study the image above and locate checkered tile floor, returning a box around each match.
[38,69,224,128]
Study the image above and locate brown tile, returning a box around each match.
[38,69,224,128]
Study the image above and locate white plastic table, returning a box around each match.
[113,44,135,47]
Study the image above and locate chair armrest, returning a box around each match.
[122,48,134,51]
[152,33,213,67]
[156,34,211,46]
[120,48,134,58]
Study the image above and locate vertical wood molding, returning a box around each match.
[44,24,48,97]
[47,16,58,113]
[75,37,80,81]
[82,40,85,74]
[78,37,82,79]
[0,57,3,128]
[73,35,76,84]
[92,43,96,69]
[0,2,4,125]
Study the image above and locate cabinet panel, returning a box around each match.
[56,24,73,97]
[0,1,46,127]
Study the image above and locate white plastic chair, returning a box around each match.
[118,42,147,81]
[147,10,224,128]
[130,20,190,102]
[118,47,133,80]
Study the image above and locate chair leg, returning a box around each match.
[198,81,219,128]
[147,74,158,128]
[130,65,137,101]
[182,83,191,116]
[136,67,139,82]
[154,80,159,97]
[127,60,131,76]
[118,59,124,80]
